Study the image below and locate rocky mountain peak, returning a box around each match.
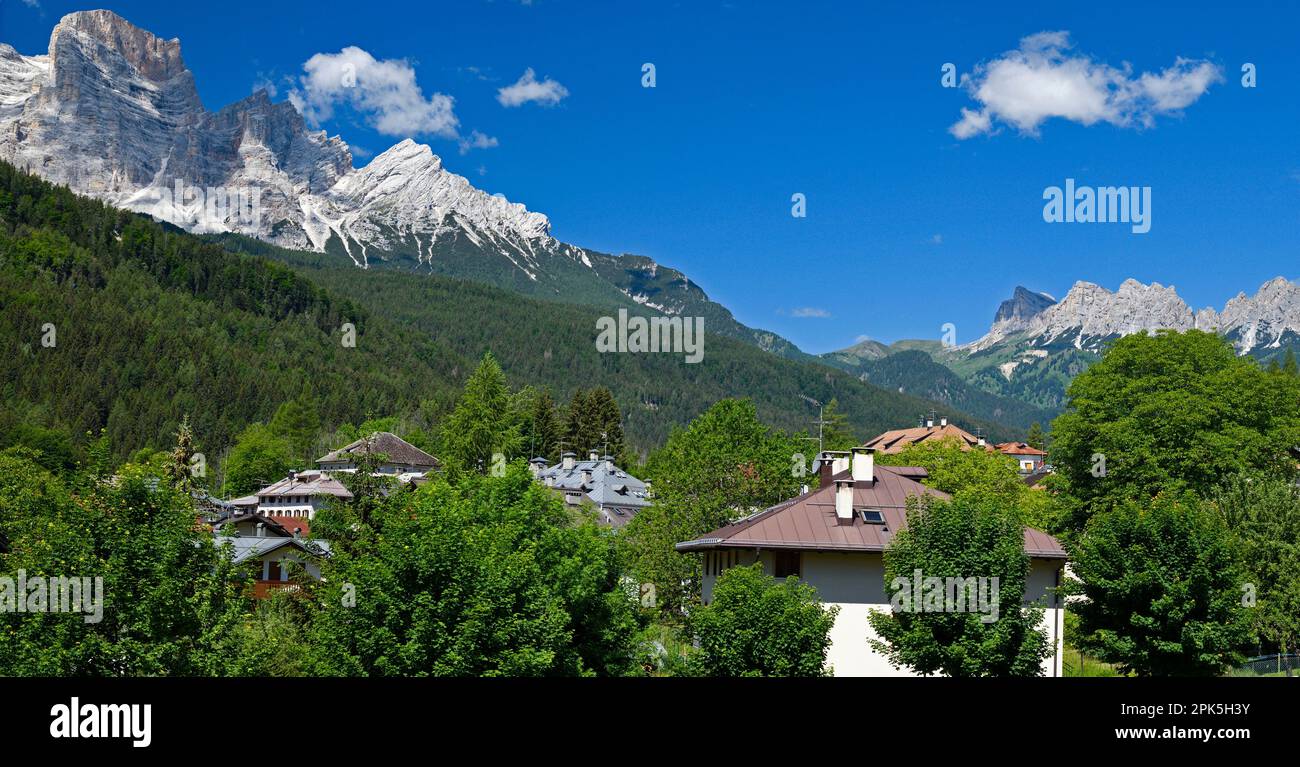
[50,10,195,90]
[994,286,1056,324]
[970,276,1300,356]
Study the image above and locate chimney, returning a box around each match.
[544,475,554,488]
[604,455,615,473]
[834,479,855,525]
[588,450,599,462]
[581,468,593,485]
[562,452,575,471]
[978,437,986,447]
[831,451,851,476]
[940,417,948,427]
[818,451,850,489]
[926,418,934,428]
[851,447,874,484]
[293,527,302,539]
[255,522,265,538]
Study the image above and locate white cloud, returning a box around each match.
[930,233,943,245]
[22,0,42,8]
[251,75,279,99]
[289,47,459,138]
[788,307,832,318]
[497,68,569,107]
[458,130,500,155]
[950,31,1222,139]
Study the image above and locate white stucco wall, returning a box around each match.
[699,548,1065,677]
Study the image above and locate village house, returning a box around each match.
[862,415,990,454]
[675,447,1067,677]
[316,431,440,476]
[995,441,1049,474]
[255,469,353,521]
[531,450,651,527]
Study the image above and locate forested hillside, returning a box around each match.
[0,162,467,461]
[0,161,1018,467]
[215,234,1023,450]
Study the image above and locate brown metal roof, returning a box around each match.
[676,465,1066,559]
[862,424,991,454]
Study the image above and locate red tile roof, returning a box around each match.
[995,442,1048,457]
[677,466,1066,559]
[267,515,311,537]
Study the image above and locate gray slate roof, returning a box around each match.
[317,432,440,469]
[535,458,651,527]
[216,536,332,564]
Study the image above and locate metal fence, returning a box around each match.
[1233,653,1299,677]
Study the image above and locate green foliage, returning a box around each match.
[1064,494,1252,676]
[818,397,857,451]
[223,423,293,497]
[268,386,322,465]
[625,399,804,613]
[439,352,521,475]
[307,465,639,676]
[1210,474,1300,659]
[565,386,628,462]
[1050,330,1300,530]
[867,495,1051,677]
[687,564,836,677]
[215,594,314,677]
[878,437,1025,502]
[242,235,1025,455]
[520,387,564,463]
[0,161,464,467]
[0,451,251,675]
[1026,422,1045,450]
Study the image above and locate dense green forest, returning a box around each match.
[212,233,1022,452]
[0,162,467,463]
[0,160,1018,470]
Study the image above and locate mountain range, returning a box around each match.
[4,10,1300,439]
[834,277,1300,413]
[0,10,801,358]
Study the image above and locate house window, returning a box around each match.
[774,550,801,579]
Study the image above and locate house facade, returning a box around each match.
[676,447,1067,677]
[995,441,1048,474]
[255,469,353,520]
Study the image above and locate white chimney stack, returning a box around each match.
[851,447,874,483]
[829,451,851,476]
[834,479,854,523]
[940,417,948,427]
[562,452,575,471]
[926,418,934,428]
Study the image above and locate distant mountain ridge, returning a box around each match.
[969,277,1300,355]
[824,276,1300,418]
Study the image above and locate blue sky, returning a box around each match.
[4,0,1298,353]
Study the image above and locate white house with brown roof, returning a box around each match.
[995,442,1048,474]
[676,447,1066,677]
[255,469,353,520]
